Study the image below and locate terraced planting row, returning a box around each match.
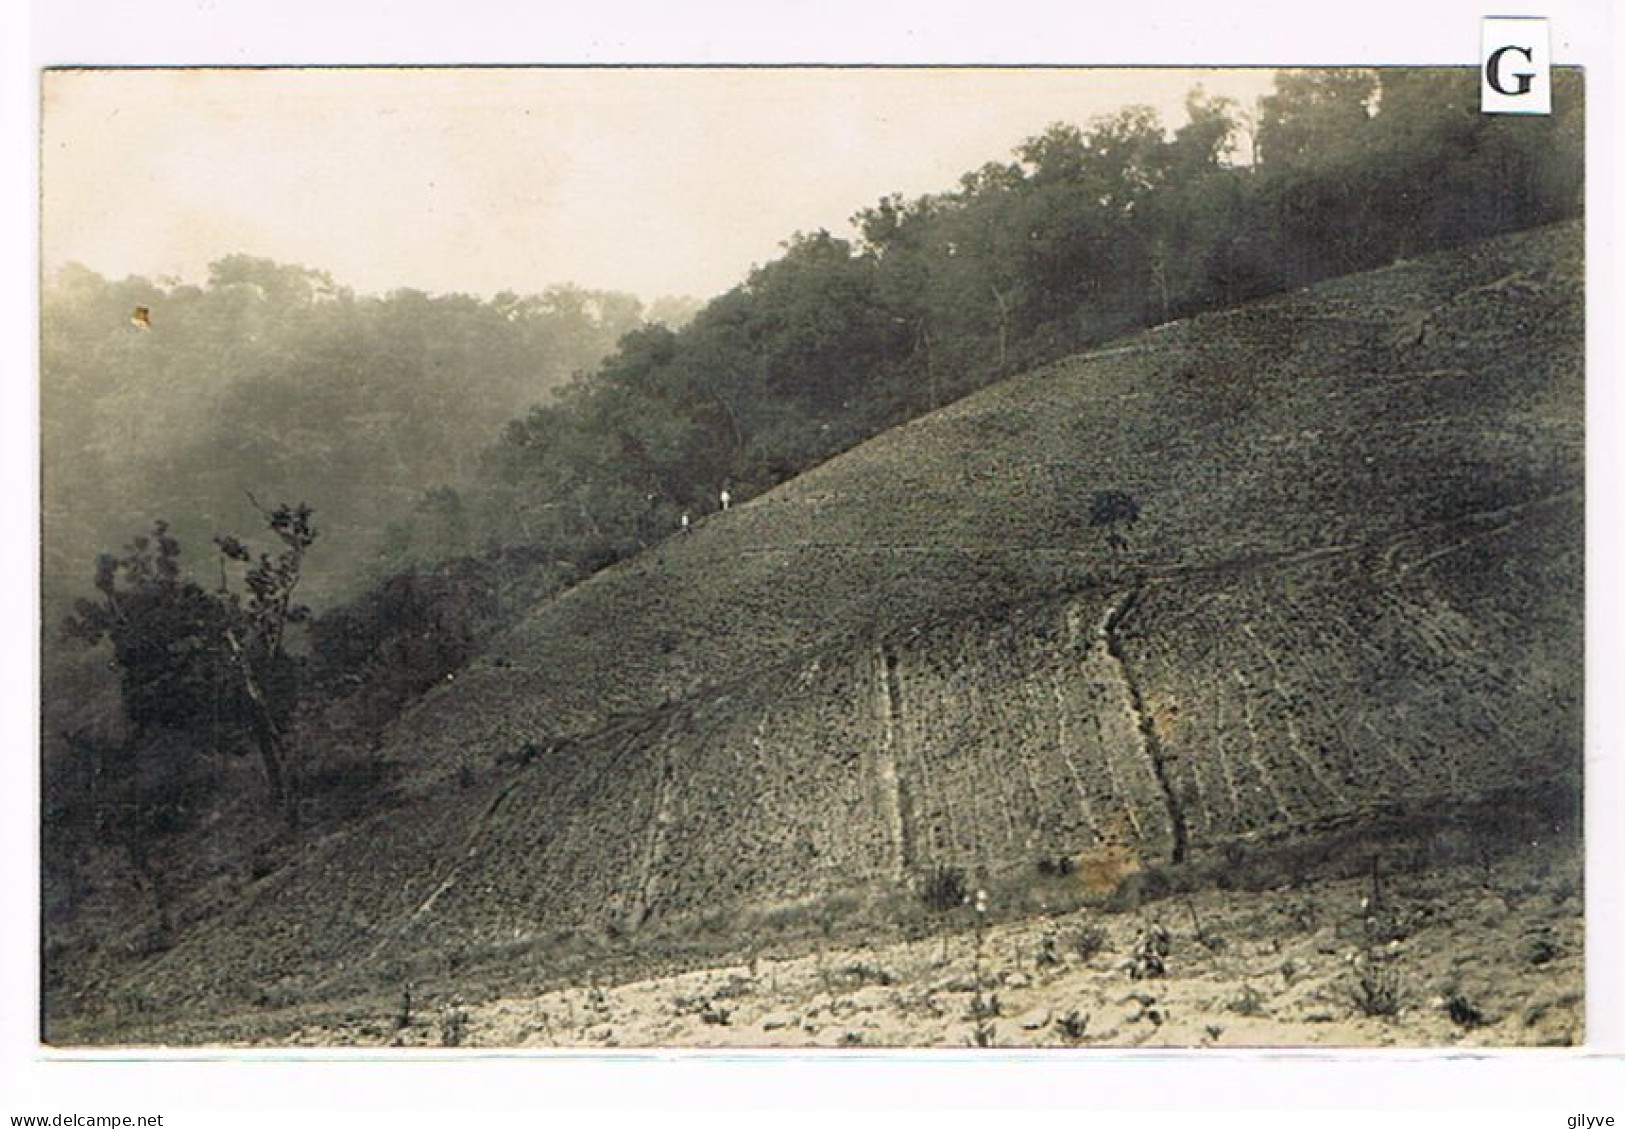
[1125,508,1580,851]
[399,489,1583,948]
[437,596,1176,932]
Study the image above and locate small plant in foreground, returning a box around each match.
[1055,1010,1090,1044]
[394,982,413,1031]
[967,991,1001,1021]
[1130,922,1170,980]
[1072,924,1109,962]
[439,1002,469,1047]
[966,887,999,1044]
[1287,902,1319,934]
[711,973,757,1000]
[1349,962,1402,1018]
[1036,931,1062,968]
[1363,903,1421,945]
[1525,934,1560,966]
[1228,983,1265,1017]
[832,961,895,989]
[921,864,968,912]
[1446,993,1487,1029]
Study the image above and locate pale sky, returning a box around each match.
[42,68,1278,303]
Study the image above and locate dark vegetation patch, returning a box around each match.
[44,776,1579,1046]
[40,69,1584,1039]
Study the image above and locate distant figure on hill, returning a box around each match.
[680,512,691,535]
[719,488,732,512]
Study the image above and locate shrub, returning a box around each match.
[1129,922,1169,979]
[1349,963,1402,1018]
[1228,984,1265,1017]
[439,1003,469,1046]
[1526,935,1560,966]
[1446,993,1487,1029]
[966,992,1001,1021]
[1089,490,1141,541]
[1072,924,1110,962]
[1364,903,1422,945]
[394,983,413,1031]
[1035,932,1062,968]
[711,974,756,1000]
[832,962,895,990]
[920,864,968,912]
[1056,1010,1090,1044]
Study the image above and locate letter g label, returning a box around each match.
[1487,45,1535,95]
[1482,18,1551,114]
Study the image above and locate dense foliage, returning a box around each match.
[63,504,317,810]
[41,256,665,614]
[50,506,319,943]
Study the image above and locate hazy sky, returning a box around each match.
[43,67,1278,303]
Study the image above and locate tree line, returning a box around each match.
[465,68,1582,563]
[42,68,1583,950]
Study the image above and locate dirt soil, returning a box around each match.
[41,223,1585,1046]
[235,834,1580,1049]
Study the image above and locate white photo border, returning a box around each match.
[5,0,1619,1116]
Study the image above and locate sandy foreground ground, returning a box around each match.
[258,836,1582,1050]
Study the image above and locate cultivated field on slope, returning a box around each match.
[388,221,1580,781]
[45,223,1584,1041]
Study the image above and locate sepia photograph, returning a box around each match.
[37,61,1587,1052]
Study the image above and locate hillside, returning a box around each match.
[48,221,1583,1042]
[243,830,1588,1049]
